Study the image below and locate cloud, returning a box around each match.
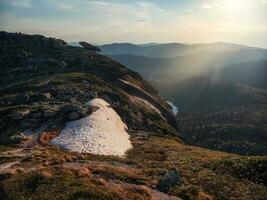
[55,4,77,12]
[7,0,32,8]
[202,4,213,9]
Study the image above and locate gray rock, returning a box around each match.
[68,112,80,120]
[157,168,181,192]
[79,42,101,52]
[70,97,77,104]
[9,135,24,144]
[39,92,51,101]
[43,109,58,118]
[11,109,31,120]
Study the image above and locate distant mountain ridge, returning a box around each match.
[99,42,262,58]
[110,49,267,86]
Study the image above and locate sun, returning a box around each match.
[224,0,245,12]
[222,0,250,19]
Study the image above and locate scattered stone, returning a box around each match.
[11,109,31,120]
[43,109,58,118]
[39,92,51,101]
[157,168,181,192]
[9,135,24,144]
[70,97,77,103]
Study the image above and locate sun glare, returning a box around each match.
[224,0,244,11]
[222,0,250,19]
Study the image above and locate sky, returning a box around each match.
[0,0,267,47]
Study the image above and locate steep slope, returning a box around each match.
[156,76,267,155]
[0,31,180,146]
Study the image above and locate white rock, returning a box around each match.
[51,98,132,156]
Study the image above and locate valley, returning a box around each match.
[101,43,267,156]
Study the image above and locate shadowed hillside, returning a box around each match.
[155,76,267,155]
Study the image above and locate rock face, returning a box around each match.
[79,41,101,52]
[157,168,181,192]
[51,98,132,156]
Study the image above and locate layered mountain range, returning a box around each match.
[98,42,267,155]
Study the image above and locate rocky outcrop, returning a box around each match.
[79,41,101,52]
[0,31,67,48]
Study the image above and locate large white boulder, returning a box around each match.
[51,98,132,156]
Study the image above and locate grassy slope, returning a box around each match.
[0,136,266,200]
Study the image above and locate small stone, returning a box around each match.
[39,92,51,101]
[40,171,52,179]
[43,109,58,118]
[11,109,31,120]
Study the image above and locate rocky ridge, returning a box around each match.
[0,31,180,146]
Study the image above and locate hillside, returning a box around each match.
[0,31,180,146]
[209,60,267,89]
[0,32,267,200]
[155,76,267,155]
[156,76,267,111]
